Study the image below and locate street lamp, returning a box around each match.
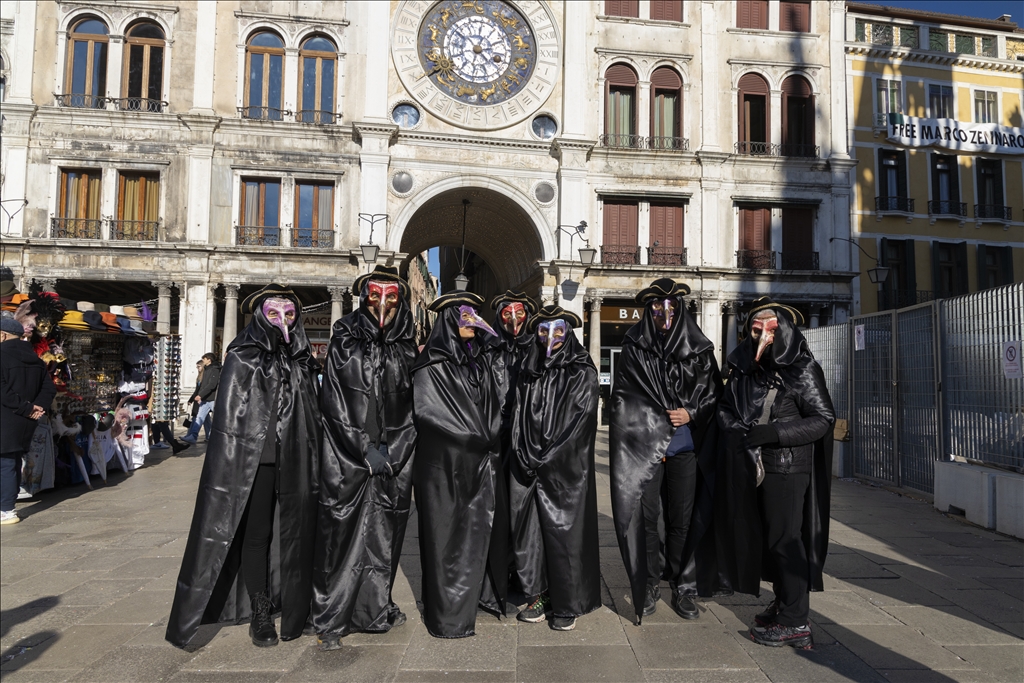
[557,221,595,266]
[454,199,471,291]
[829,237,890,284]
[358,213,388,265]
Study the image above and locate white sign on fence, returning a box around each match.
[854,324,866,351]
[1001,340,1022,379]
[886,113,1024,155]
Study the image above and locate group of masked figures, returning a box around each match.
[165,270,834,654]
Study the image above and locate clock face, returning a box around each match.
[392,1,561,130]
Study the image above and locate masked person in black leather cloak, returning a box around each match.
[312,266,417,651]
[167,284,321,649]
[509,306,601,632]
[490,290,538,465]
[609,278,722,625]
[412,291,507,638]
[716,297,834,650]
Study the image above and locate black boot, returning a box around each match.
[642,584,660,616]
[249,591,278,647]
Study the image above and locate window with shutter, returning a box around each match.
[650,67,682,145]
[605,0,639,18]
[781,75,814,156]
[738,206,772,268]
[603,200,639,264]
[737,1,768,29]
[781,207,814,269]
[649,203,685,264]
[737,73,770,153]
[650,1,682,22]
[976,159,1005,218]
[780,1,810,32]
[605,64,638,147]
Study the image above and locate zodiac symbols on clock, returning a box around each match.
[479,83,496,101]
[455,85,475,97]
[439,7,452,26]
[461,1,484,13]
[492,9,518,30]
[427,24,440,44]
[512,34,530,51]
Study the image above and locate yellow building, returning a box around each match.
[845,3,1024,313]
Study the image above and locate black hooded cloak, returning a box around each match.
[509,318,601,618]
[715,310,834,596]
[412,302,507,638]
[490,301,535,465]
[311,291,418,637]
[609,301,722,621]
[167,296,321,648]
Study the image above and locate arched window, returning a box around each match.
[65,17,109,108]
[650,67,683,150]
[604,64,638,148]
[122,22,166,112]
[781,75,815,157]
[298,34,337,123]
[244,31,285,120]
[737,72,770,155]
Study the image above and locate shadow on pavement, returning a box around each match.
[0,596,60,674]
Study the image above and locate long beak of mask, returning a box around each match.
[652,297,677,331]
[367,280,401,329]
[537,319,568,357]
[458,305,496,336]
[752,316,778,363]
[500,302,528,336]
[262,297,297,344]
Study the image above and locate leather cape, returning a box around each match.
[714,313,835,596]
[509,331,601,618]
[311,295,418,636]
[490,308,535,458]
[608,302,722,620]
[412,306,507,638]
[166,305,321,648]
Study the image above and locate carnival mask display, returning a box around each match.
[750,313,779,363]
[457,305,496,338]
[537,319,568,358]
[262,297,297,343]
[500,302,528,336]
[366,280,401,329]
[651,297,678,331]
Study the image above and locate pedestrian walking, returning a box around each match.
[181,353,219,444]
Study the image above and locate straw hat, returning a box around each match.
[60,310,91,330]
[123,306,143,321]
[77,301,96,312]
[109,305,126,316]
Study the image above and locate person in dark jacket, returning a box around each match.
[1,315,56,524]
[181,352,220,444]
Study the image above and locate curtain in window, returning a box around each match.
[608,88,634,137]
[244,181,260,225]
[144,178,159,222]
[121,175,142,221]
[317,185,333,232]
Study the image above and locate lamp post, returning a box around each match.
[829,237,890,284]
[357,213,388,267]
[557,221,595,267]
[454,199,470,291]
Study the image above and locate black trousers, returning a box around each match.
[241,463,277,597]
[152,421,175,445]
[759,471,811,627]
[640,451,696,591]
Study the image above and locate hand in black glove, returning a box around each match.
[364,445,394,477]
[745,424,779,448]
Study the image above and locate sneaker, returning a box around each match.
[642,584,660,617]
[754,599,780,627]
[517,594,550,623]
[17,488,32,500]
[749,622,813,649]
[150,442,170,450]
[1,510,21,525]
[550,616,576,631]
[180,435,197,444]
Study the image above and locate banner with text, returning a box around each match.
[887,114,1024,156]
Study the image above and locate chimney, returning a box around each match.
[996,14,1011,22]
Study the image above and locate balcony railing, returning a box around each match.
[599,134,691,151]
[111,220,159,241]
[974,204,1012,221]
[928,200,968,217]
[112,97,167,113]
[778,143,820,158]
[736,249,777,269]
[291,229,334,249]
[647,136,690,151]
[602,245,641,265]
[599,134,645,149]
[875,196,915,213]
[54,93,107,109]
[238,106,291,121]
[236,226,281,246]
[879,289,934,311]
[296,109,337,124]
[734,141,779,156]
[51,217,102,239]
[648,245,687,266]
[780,251,820,270]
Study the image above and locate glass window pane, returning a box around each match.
[92,42,107,98]
[320,59,334,113]
[302,57,317,110]
[297,184,314,229]
[250,32,284,48]
[981,36,996,57]
[264,182,280,227]
[302,35,335,52]
[129,23,164,40]
[127,44,144,98]
[268,53,283,113]
[148,46,164,101]
[71,40,89,93]
[74,19,108,35]
[248,53,264,107]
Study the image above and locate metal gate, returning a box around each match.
[895,303,940,493]
[851,312,896,484]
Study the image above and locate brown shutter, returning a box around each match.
[650,67,681,89]
[738,73,770,146]
[781,75,812,97]
[604,201,638,246]
[737,1,750,28]
[603,202,621,246]
[651,204,684,248]
[650,1,682,22]
[606,64,638,86]
[780,2,810,32]
[740,0,768,29]
[738,73,769,95]
[605,0,639,18]
[740,207,770,251]
[782,207,813,252]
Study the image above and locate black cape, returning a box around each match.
[609,304,722,619]
[490,320,534,467]
[166,308,321,648]
[509,332,601,618]
[715,314,834,596]
[311,300,418,636]
[412,307,507,638]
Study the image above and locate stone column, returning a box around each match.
[190,1,217,114]
[722,301,739,358]
[588,297,603,367]
[329,286,346,326]
[222,284,239,353]
[809,304,821,329]
[7,2,37,104]
[153,282,174,334]
[205,285,217,353]
[699,1,720,151]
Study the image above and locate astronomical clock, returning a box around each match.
[391,1,561,130]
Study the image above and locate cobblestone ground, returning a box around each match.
[2,428,1022,683]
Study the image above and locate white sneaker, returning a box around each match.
[0,510,20,525]
[17,487,32,500]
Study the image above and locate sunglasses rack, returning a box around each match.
[152,335,182,421]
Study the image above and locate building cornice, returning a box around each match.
[594,47,693,62]
[56,0,179,14]
[232,10,349,29]
[845,43,1024,74]
[397,130,555,154]
[726,58,822,71]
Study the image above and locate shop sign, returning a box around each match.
[242,312,333,329]
[599,372,611,385]
[886,113,1024,155]
[601,306,643,323]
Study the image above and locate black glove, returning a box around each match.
[364,445,394,477]
[746,424,779,448]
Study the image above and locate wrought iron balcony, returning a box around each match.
[291,229,334,249]
[778,143,820,158]
[974,204,1012,221]
[599,134,644,149]
[647,136,690,151]
[54,93,107,109]
[780,251,820,270]
[734,141,779,156]
[296,109,336,124]
[602,245,641,265]
[51,217,102,239]
[875,196,915,213]
[236,226,281,246]
[648,245,687,266]
[927,200,967,217]
[111,97,167,113]
[238,106,291,121]
[111,220,159,241]
[736,249,777,269]
[879,289,934,311]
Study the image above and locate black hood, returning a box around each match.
[728,311,811,375]
[413,305,494,372]
[625,297,713,362]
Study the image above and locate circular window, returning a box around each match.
[391,171,414,195]
[534,182,556,204]
[392,103,420,128]
[532,115,558,140]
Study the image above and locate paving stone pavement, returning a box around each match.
[2,428,1021,682]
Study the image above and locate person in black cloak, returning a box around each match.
[412,291,508,638]
[716,297,834,649]
[509,305,601,631]
[166,284,321,649]
[312,266,418,651]
[609,278,722,625]
[489,290,538,467]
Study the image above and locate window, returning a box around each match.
[649,203,685,265]
[650,67,682,149]
[928,84,953,118]
[871,24,894,46]
[115,173,160,240]
[929,154,962,216]
[975,159,1005,218]
[604,64,638,147]
[781,207,817,269]
[65,17,109,108]
[737,73,770,154]
[876,79,902,127]
[929,31,949,52]
[738,206,772,268]
[781,75,814,156]
[238,178,281,245]
[976,245,1014,290]
[855,20,867,42]
[294,182,334,248]
[981,36,997,57]
[604,1,638,17]
[780,2,810,32]
[298,34,336,123]
[122,22,165,111]
[877,149,909,211]
[932,242,968,298]
[55,169,102,238]
[974,90,997,123]
[244,31,285,120]
[650,1,682,22]
[879,238,917,309]
[602,200,639,264]
[736,1,768,30]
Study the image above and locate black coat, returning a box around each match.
[412,307,507,638]
[715,315,835,596]
[166,308,321,648]
[196,362,221,402]
[312,302,417,637]
[1,339,56,455]
[609,304,722,618]
[509,332,601,618]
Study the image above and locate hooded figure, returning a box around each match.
[509,306,601,631]
[716,297,834,649]
[609,279,722,625]
[312,266,418,650]
[489,290,538,466]
[412,291,507,638]
[167,284,321,649]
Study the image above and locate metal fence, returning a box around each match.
[803,322,850,422]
